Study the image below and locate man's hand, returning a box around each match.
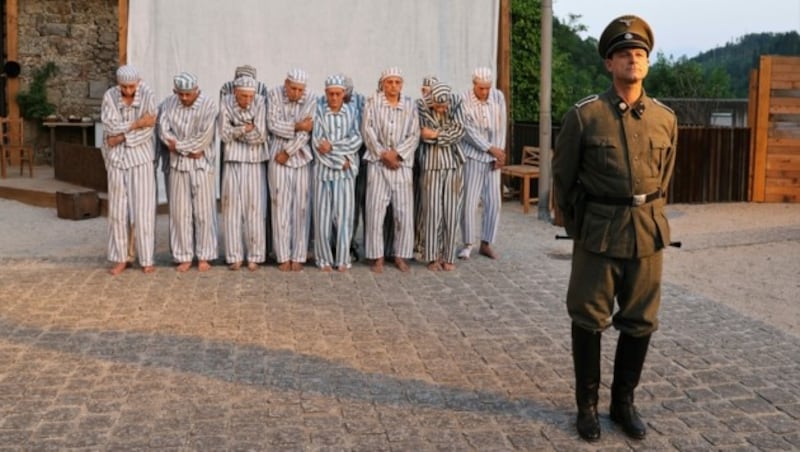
[275,150,290,165]
[294,117,313,133]
[167,138,178,153]
[489,146,506,169]
[420,127,438,141]
[243,122,255,133]
[381,149,401,170]
[105,134,125,147]
[188,151,205,160]
[318,139,332,154]
[132,113,156,130]
[342,159,351,171]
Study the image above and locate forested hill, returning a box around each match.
[691,32,800,97]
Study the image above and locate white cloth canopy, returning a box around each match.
[127,0,500,102]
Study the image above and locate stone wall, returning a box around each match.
[17,0,118,158]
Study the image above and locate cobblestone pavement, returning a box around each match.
[0,200,799,451]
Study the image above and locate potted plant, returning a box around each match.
[16,62,58,119]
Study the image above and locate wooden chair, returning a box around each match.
[0,117,35,178]
[501,145,540,213]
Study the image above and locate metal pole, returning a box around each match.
[538,0,553,222]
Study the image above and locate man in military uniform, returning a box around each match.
[553,15,678,442]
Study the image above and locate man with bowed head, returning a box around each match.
[267,68,318,272]
[458,66,506,261]
[553,15,678,442]
[219,75,269,271]
[100,65,158,275]
[158,72,218,272]
[311,74,363,272]
[361,67,420,273]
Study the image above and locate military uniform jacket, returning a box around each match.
[553,88,678,259]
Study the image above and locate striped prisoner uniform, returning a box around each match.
[100,82,157,267]
[312,101,363,268]
[158,92,218,264]
[266,86,318,264]
[417,93,466,264]
[361,92,420,260]
[459,87,507,245]
[219,92,269,264]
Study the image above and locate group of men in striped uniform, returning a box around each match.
[99,64,507,275]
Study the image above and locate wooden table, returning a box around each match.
[42,121,94,151]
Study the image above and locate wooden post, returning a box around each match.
[537,0,553,222]
[747,68,758,202]
[118,0,129,65]
[751,56,772,202]
[5,0,21,146]
[496,0,511,162]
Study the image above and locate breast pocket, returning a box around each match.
[585,136,624,175]
[650,137,671,177]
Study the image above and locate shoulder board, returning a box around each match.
[574,94,599,108]
[651,98,675,114]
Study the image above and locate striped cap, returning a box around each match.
[234,64,257,79]
[430,82,451,104]
[173,72,198,92]
[472,66,493,83]
[234,75,257,91]
[116,65,139,83]
[286,68,308,84]
[379,66,403,82]
[343,74,354,96]
[422,75,439,87]
[325,74,347,89]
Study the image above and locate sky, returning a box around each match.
[552,0,800,58]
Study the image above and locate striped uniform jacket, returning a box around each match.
[100,82,157,168]
[219,94,268,161]
[416,95,466,170]
[267,86,318,168]
[312,102,363,180]
[459,88,507,162]
[158,92,217,171]
[361,92,420,167]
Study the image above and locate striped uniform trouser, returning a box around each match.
[221,161,267,264]
[313,177,355,268]
[462,158,502,245]
[422,168,464,263]
[106,162,157,266]
[365,164,414,259]
[269,163,311,263]
[169,168,218,262]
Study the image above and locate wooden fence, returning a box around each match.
[749,55,800,202]
[511,122,751,204]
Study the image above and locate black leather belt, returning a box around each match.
[586,189,662,207]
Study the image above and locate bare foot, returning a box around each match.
[278,262,291,272]
[320,265,332,273]
[198,260,211,272]
[427,261,441,271]
[229,261,242,271]
[441,262,455,271]
[291,261,303,272]
[394,257,409,272]
[176,262,191,272]
[370,257,384,274]
[142,265,156,274]
[479,242,498,260]
[109,262,128,276]
[337,265,349,273]
[247,262,258,272]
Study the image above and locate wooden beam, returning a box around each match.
[5,0,20,144]
[496,0,511,160]
[747,68,758,201]
[751,56,773,202]
[118,0,128,65]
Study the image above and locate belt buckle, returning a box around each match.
[632,193,646,206]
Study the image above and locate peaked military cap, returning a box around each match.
[598,15,654,58]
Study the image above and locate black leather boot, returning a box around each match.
[572,323,602,442]
[610,332,651,440]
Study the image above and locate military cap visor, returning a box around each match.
[598,15,654,58]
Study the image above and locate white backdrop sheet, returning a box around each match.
[127,0,499,102]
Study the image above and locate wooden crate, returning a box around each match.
[56,189,100,220]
